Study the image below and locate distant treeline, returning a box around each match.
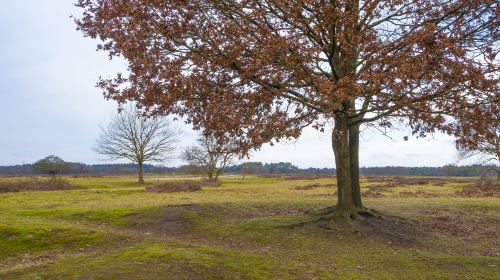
[358,165,494,177]
[225,162,496,177]
[0,163,176,176]
[0,161,497,177]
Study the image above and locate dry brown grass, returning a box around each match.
[455,177,500,198]
[71,175,104,178]
[144,179,220,193]
[399,190,439,198]
[366,183,397,192]
[365,176,470,187]
[293,183,336,190]
[282,174,334,180]
[259,174,334,180]
[423,221,475,237]
[362,189,385,198]
[0,177,82,193]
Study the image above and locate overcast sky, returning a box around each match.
[0,1,462,168]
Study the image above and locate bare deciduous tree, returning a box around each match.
[95,107,180,183]
[181,134,237,181]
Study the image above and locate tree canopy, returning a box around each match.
[76,0,499,216]
[32,155,67,176]
[182,134,238,180]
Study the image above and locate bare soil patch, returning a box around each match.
[354,210,419,245]
[126,204,202,236]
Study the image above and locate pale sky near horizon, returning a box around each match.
[0,1,464,168]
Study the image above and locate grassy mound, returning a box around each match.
[0,177,83,193]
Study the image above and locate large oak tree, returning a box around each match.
[76,0,499,219]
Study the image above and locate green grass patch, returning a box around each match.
[0,175,498,279]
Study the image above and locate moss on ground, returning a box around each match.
[0,175,498,279]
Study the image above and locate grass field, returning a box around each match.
[0,175,498,279]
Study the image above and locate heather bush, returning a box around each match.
[0,177,82,193]
[145,179,220,193]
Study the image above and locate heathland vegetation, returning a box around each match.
[0,174,498,279]
[1,1,498,279]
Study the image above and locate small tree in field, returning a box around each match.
[240,162,265,182]
[76,0,498,219]
[32,155,67,176]
[95,107,180,184]
[182,134,237,181]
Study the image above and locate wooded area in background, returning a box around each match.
[0,162,496,177]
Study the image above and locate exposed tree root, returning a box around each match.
[301,206,420,244]
[310,206,370,222]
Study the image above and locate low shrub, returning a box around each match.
[282,174,334,180]
[399,190,438,198]
[294,183,335,190]
[366,176,458,187]
[391,177,429,185]
[0,177,83,193]
[71,175,103,178]
[367,183,395,193]
[257,174,282,179]
[258,174,335,180]
[455,177,499,198]
[202,179,222,187]
[365,176,391,183]
[362,189,385,198]
[469,177,499,189]
[366,183,397,191]
[145,179,219,193]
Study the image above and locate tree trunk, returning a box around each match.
[138,162,144,184]
[207,168,214,180]
[241,166,246,182]
[349,123,363,209]
[332,116,353,215]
